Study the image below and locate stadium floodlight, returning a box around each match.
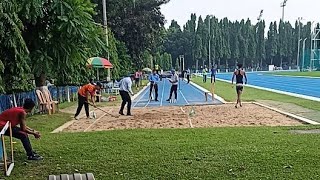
[280,0,288,21]
[256,10,263,33]
[296,17,303,70]
[208,15,214,68]
[302,38,308,71]
[257,10,263,21]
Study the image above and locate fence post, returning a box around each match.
[12,93,17,107]
[66,86,70,102]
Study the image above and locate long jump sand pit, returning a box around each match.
[63,103,304,132]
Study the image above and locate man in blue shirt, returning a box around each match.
[211,65,217,83]
[149,70,160,101]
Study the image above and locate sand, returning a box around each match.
[63,103,303,132]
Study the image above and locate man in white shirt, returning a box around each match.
[119,75,135,116]
[186,68,191,84]
[166,70,179,102]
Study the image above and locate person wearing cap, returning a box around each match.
[0,98,43,160]
[166,69,179,102]
[74,82,102,120]
[119,75,135,116]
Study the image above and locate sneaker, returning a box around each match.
[127,114,133,116]
[166,99,170,101]
[155,99,159,102]
[28,154,43,161]
[87,116,93,119]
[74,116,79,120]
[119,112,124,115]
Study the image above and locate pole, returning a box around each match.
[297,18,302,70]
[297,39,302,70]
[282,6,284,21]
[97,69,99,80]
[280,0,287,21]
[310,23,314,71]
[302,38,307,71]
[179,55,182,90]
[102,0,108,59]
[208,17,211,69]
[102,0,110,81]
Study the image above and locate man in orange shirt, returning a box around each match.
[0,99,42,160]
[74,82,102,120]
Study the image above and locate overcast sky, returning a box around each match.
[161,0,319,28]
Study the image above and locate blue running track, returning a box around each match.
[215,72,320,99]
[133,79,222,108]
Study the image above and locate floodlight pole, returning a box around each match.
[280,0,288,21]
[302,38,308,71]
[296,17,303,71]
[102,0,110,81]
[208,15,213,69]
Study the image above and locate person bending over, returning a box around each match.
[74,82,102,120]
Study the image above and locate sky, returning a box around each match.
[161,0,319,28]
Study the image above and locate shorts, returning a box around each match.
[236,86,243,92]
[135,78,139,83]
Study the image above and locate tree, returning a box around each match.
[256,20,266,68]
[0,0,33,93]
[266,22,278,65]
[93,0,170,67]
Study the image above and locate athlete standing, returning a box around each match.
[232,64,247,108]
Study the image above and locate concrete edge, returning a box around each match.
[132,82,150,101]
[252,102,320,125]
[272,74,320,79]
[51,110,95,133]
[51,120,77,133]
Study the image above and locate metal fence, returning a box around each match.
[0,86,79,113]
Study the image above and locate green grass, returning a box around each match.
[4,112,320,179]
[271,71,320,77]
[59,101,77,109]
[192,77,320,111]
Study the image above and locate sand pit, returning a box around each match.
[62,103,303,132]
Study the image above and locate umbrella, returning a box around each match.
[87,57,113,69]
[142,68,152,72]
[87,57,113,80]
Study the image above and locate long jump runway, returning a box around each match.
[133,79,222,107]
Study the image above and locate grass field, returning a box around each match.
[3,79,320,179]
[192,77,320,112]
[5,113,320,180]
[271,71,320,77]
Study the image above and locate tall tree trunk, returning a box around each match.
[242,58,245,68]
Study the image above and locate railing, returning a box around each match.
[0,86,79,113]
